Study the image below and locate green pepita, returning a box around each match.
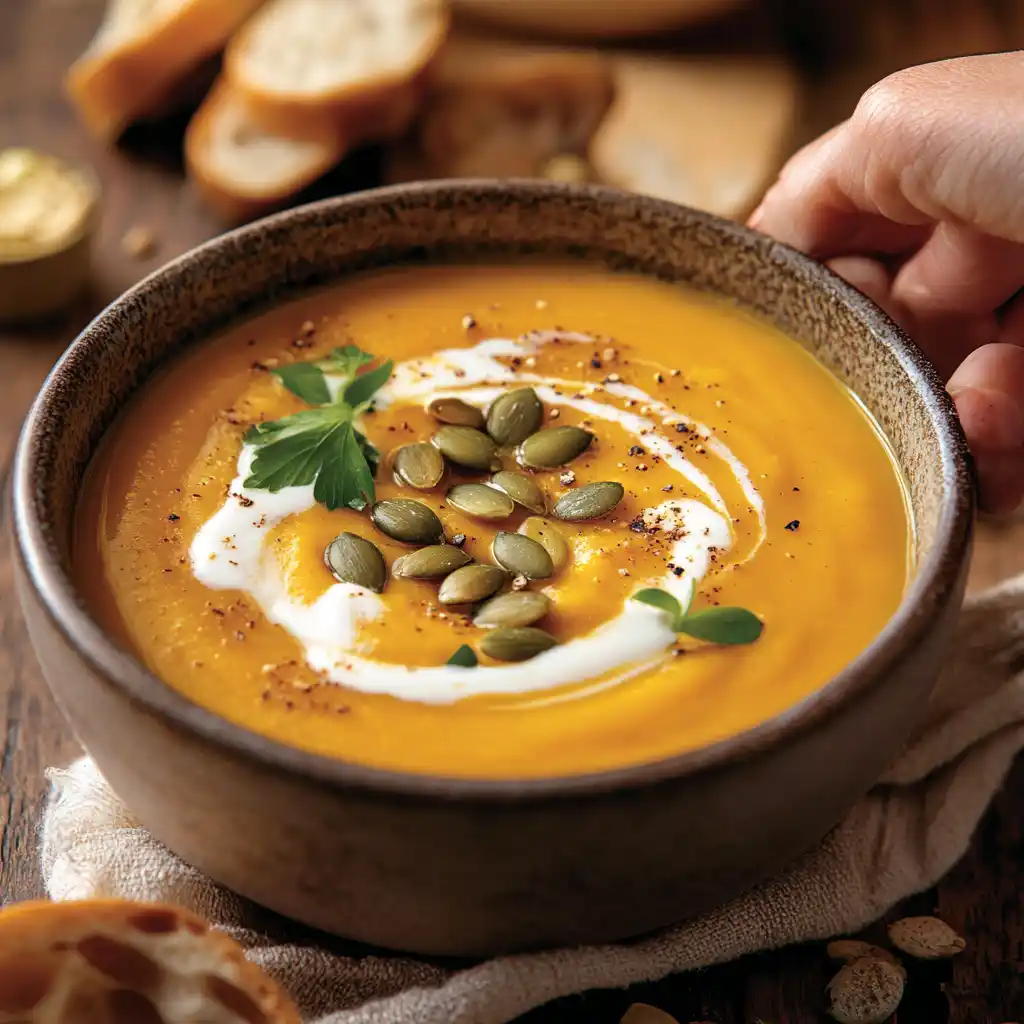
[324,533,387,593]
[490,470,546,514]
[392,545,472,579]
[517,425,593,469]
[446,483,515,521]
[438,564,507,605]
[492,531,554,579]
[432,425,501,471]
[486,387,543,446]
[474,591,552,629]
[481,626,558,662]
[518,516,571,570]
[553,481,625,521]
[427,396,485,429]
[370,499,445,545]
[392,442,445,490]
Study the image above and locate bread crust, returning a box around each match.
[67,0,264,141]
[0,898,300,1023]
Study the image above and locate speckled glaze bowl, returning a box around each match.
[12,182,973,956]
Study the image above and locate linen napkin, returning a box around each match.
[41,574,1024,1024]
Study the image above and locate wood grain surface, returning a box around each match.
[1,1,1023,1020]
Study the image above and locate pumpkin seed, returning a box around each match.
[370,499,444,545]
[490,470,546,514]
[518,516,570,570]
[438,564,507,605]
[474,591,552,629]
[392,442,445,490]
[517,425,593,469]
[486,387,543,446]
[446,483,515,521]
[432,425,501,471]
[481,626,558,662]
[427,396,485,429]
[553,481,624,521]
[324,533,387,593]
[492,531,554,579]
[392,545,472,579]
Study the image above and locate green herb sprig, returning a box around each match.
[447,644,479,667]
[244,346,392,512]
[632,585,763,646]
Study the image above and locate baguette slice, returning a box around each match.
[185,79,345,224]
[0,898,300,1023]
[588,54,800,220]
[67,0,264,141]
[386,33,615,182]
[225,0,449,139]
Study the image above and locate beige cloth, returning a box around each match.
[41,576,1024,1024]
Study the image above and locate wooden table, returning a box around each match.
[2,2,1023,1020]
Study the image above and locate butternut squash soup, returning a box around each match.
[73,264,912,778]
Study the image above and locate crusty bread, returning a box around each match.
[588,54,799,219]
[185,78,345,225]
[385,32,615,182]
[225,0,448,140]
[0,898,299,1023]
[451,0,744,40]
[67,0,264,141]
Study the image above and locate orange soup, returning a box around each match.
[73,264,912,777]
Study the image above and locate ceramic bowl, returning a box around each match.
[12,182,973,956]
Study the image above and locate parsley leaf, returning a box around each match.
[446,644,478,667]
[272,361,331,405]
[631,586,762,646]
[243,346,391,512]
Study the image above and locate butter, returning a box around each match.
[0,148,98,322]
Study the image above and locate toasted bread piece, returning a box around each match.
[0,898,300,1023]
[589,54,799,219]
[67,0,264,141]
[385,33,615,182]
[452,0,744,40]
[185,79,345,224]
[225,0,448,139]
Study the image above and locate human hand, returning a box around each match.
[749,52,1024,514]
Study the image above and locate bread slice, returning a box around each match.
[67,0,264,141]
[0,898,300,1023]
[225,0,449,140]
[385,32,615,182]
[185,79,345,225]
[588,54,800,220]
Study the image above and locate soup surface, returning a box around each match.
[74,264,911,777]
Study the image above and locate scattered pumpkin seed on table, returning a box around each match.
[490,470,546,513]
[826,957,904,1024]
[518,425,593,469]
[427,396,485,429]
[392,545,472,579]
[481,626,558,662]
[492,531,554,579]
[826,940,901,968]
[446,483,515,521]
[486,387,543,446]
[518,516,570,570]
[370,499,445,545]
[324,533,387,593]
[887,916,965,959]
[432,425,501,470]
[438,564,507,605]
[553,480,624,521]
[392,442,445,490]
[474,590,552,629]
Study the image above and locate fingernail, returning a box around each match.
[747,203,765,230]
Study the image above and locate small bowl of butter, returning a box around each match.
[0,147,99,324]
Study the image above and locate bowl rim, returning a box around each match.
[12,179,974,802]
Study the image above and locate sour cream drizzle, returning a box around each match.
[190,332,765,704]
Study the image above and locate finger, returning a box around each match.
[947,343,1024,513]
[825,256,906,326]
